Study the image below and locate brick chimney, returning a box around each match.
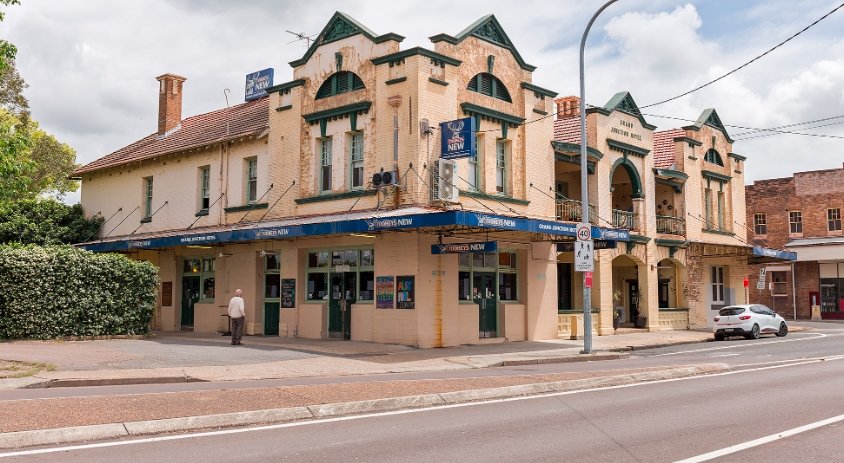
[156,74,187,135]
[555,96,580,119]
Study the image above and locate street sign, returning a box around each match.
[576,222,591,241]
[756,281,766,290]
[585,271,593,288]
[574,240,594,272]
[557,240,616,252]
[759,268,767,279]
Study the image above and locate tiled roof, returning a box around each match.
[653,128,684,169]
[73,97,269,177]
[553,116,582,144]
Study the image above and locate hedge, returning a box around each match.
[0,245,159,339]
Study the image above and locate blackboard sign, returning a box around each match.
[281,278,296,308]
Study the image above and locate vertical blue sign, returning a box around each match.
[440,117,476,159]
[245,68,274,101]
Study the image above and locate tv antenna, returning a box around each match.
[286,30,315,48]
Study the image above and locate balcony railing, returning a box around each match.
[555,199,598,225]
[612,209,638,230]
[656,215,686,236]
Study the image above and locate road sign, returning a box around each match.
[756,281,766,290]
[759,268,767,279]
[585,271,593,288]
[576,223,591,241]
[574,240,594,272]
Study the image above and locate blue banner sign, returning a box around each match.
[431,241,497,254]
[752,246,797,261]
[245,68,274,101]
[81,210,630,252]
[556,240,617,252]
[440,117,476,159]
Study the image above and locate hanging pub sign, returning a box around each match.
[556,240,617,252]
[431,241,497,254]
[245,68,274,101]
[440,117,476,159]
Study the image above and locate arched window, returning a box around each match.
[316,71,365,99]
[704,148,723,166]
[467,73,511,102]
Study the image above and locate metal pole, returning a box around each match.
[580,0,619,354]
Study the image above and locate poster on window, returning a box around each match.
[376,276,394,309]
[281,279,295,308]
[396,275,415,309]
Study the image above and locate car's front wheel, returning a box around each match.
[746,324,760,340]
[776,322,788,337]
[714,332,725,341]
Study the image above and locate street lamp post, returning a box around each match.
[580,0,619,354]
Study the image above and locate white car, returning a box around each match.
[713,304,788,341]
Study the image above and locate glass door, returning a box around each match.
[474,272,497,338]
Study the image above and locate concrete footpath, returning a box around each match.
[0,329,726,450]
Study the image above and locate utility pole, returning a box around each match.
[579,0,619,354]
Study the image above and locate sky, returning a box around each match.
[2,0,844,205]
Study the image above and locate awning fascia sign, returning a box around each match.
[752,246,797,261]
[431,241,497,254]
[81,210,630,252]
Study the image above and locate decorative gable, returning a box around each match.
[289,12,404,68]
[596,91,656,130]
[323,16,361,44]
[429,15,536,72]
[684,108,734,143]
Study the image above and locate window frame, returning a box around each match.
[457,251,519,302]
[245,157,258,204]
[828,208,842,232]
[711,265,725,304]
[467,73,512,102]
[183,256,216,302]
[198,165,210,212]
[789,210,803,234]
[754,213,767,235]
[495,139,508,195]
[143,176,154,219]
[305,248,374,302]
[349,132,364,190]
[320,137,333,193]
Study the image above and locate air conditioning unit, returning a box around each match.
[436,159,459,202]
[372,169,398,187]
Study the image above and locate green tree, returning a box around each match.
[0,108,33,202]
[0,198,103,245]
[0,0,20,73]
[0,59,29,121]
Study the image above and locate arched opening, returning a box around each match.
[467,73,512,102]
[610,159,642,230]
[611,254,644,327]
[657,258,684,308]
[316,71,365,99]
[704,148,723,166]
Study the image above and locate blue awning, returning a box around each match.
[79,208,630,252]
[752,246,797,261]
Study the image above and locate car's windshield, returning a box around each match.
[719,307,746,316]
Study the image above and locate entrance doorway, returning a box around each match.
[474,272,497,338]
[627,279,640,323]
[181,276,200,329]
[557,263,572,311]
[329,272,356,339]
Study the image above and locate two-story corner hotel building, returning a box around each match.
[74,12,791,346]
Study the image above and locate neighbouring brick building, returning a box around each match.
[746,164,844,320]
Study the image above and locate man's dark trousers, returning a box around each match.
[231,316,244,345]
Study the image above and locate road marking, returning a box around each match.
[673,414,844,463]
[1,355,842,458]
[649,332,828,357]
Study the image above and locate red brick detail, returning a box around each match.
[156,74,187,135]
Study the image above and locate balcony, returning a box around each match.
[555,199,598,225]
[656,215,686,236]
[612,209,639,230]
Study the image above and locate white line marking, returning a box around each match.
[650,332,827,357]
[1,355,842,459]
[673,414,844,463]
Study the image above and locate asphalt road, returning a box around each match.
[2,326,841,401]
[3,344,843,462]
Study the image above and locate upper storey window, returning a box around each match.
[467,73,511,102]
[316,71,365,99]
[704,148,723,166]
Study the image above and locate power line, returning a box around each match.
[642,112,844,140]
[639,2,844,108]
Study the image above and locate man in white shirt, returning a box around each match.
[227,288,245,345]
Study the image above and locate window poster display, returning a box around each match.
[281,279,295,308]
[396,275,415,309]
[376,276,394,309]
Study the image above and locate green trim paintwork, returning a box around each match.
[428,77,449,86]
[371,47,462,67]
[655,177,683,193]
[702,227,735,237]
[224,202,269,213]
[653,168,688,180]
[194,209,209,217]
[294,189,377,204]
[290,12,404,67]
[460,102,525,125]
[602,91,657,130]
[385,76,407,85]
[610,158,644,198]
[275,105,293,112]
[701,169,732,183]
[655,238,689,248]
[460,190,530,205]
[429,15,536,71]
[728,152,746,161]
[520,82,558,98]
[607,138,651,157]
[303,101,372,124]
[551,141,604,160]
[673,136,702,147]
[533,108,548,116]
[555,153,595,174]
[265,79,306,95]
